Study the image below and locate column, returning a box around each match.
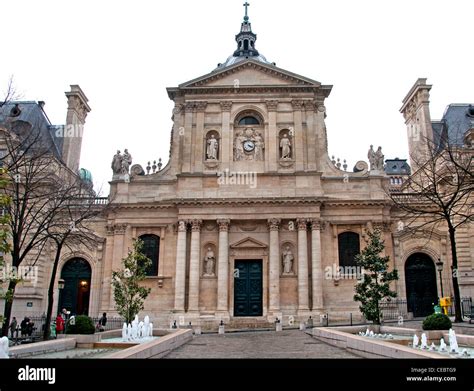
[102,225,116,311]
[292,100,304,171]
[108,224,127,310]
[304,101,317,171]
[310,219,324,310]
[297,218,309,311]
[266,100,278,172]
[193,102,207,173]
[188,219,202,312]
[171,103,184,172]
[182,102,195,173]
[268,218,281,313]
[174,220,188,312]
[315,102,328,171]
[216,219,230,313]
[220,101,232,171]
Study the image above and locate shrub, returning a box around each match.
[66,315,95,335]
[422,313,452,330]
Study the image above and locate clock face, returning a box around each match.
[243,140,255,152]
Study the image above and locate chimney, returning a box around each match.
[62,85,91,173]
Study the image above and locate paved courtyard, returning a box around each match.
[158,329,361,359]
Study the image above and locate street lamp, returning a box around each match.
[57,278,65,316]
[436,259,444,298]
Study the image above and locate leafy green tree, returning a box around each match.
[112,239,151,324]
[354,229,399,324]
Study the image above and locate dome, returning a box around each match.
[78,168,93,183]
[214,4,274,72]
[215,53,272,71]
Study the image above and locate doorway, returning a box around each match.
[233,260,263,316]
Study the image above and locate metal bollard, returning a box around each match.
[218,320,225,335]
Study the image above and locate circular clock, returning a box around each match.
[243,140,255,152]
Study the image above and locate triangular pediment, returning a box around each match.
[179,60,321,88]
[230,236,267,249]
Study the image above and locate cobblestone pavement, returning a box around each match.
[158,329,361,359]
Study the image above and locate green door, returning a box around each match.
[234,260,262,316]
[59,258,92,316]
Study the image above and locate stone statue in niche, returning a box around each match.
[203,247,216,276]
[280,134,292,159]
[282,245,294,274]
[206,135,219,160]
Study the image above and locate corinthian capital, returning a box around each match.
[291,100,304,110]
[177,220,188,232]
[190,219,203,232]
[217,219,230,232]
[267,218,281,231]
[309,219,325,231]
[265,100,279,111]
[220,101,233,112]
[195,101,208,112]
[185,102,195,113]
[296,218,308,230]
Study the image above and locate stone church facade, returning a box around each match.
[3,8,473,327]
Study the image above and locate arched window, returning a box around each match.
[139,234,160,276]
[338,232,360,268]
[238,116,260,125]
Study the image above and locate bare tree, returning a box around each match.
[0,119,101,336]
[0,76,20,108]
[42,190,105,340]
[388,134,473,322]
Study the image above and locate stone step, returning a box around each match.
[198,317,276,331]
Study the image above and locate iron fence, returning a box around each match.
[90,316,124,331]
[8,315,125,340]
[379,298,408,320]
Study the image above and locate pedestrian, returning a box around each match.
[97,312,107,332]
[9,317,17,339]
[56,313,65,335]
[20,317,29,337]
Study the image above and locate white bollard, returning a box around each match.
[299,322,306,331]
[276,323,283,332]
[218,325,225,334]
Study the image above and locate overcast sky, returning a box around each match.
[2,0,473,194]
